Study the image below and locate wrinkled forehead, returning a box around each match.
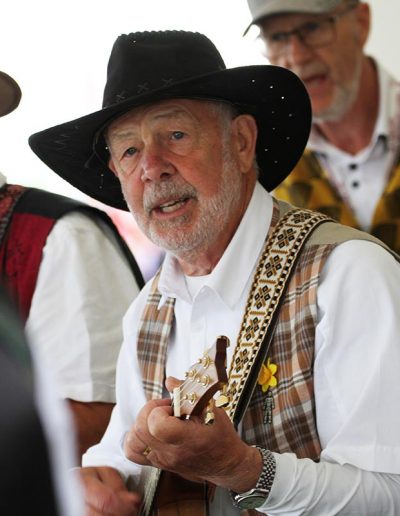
[105,98,216,140]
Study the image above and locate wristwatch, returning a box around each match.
[231,446,276,509]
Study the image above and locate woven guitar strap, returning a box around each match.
[224,207,332,426]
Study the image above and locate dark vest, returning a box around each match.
[0,185,144,322]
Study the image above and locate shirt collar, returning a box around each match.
[0,172,6,188]
[158,182,273,309]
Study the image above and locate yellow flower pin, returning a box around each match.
[258,358,278,393]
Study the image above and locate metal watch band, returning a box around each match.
[231,446,276,508]
[253,446,276,495]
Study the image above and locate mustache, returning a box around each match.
[293,62,328,82]
[143,180,197,213]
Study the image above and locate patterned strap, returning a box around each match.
[225,207,332,424]
[0,184,26,246]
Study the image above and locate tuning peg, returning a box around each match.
[215,394,230,408]
[217,335,230,347]
[204,410,215,425]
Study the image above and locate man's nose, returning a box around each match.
[140,144,174,182]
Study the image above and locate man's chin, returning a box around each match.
[148,227,207,256]
[147,228,187,252]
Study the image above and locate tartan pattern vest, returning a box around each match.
[135,199,393,507]
[0,185,144,322]
[273,150,400,255]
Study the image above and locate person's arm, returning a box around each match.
[68,400,115,458]
[121,385,400,516]
[25,211,141,458]
[262,453,400,515]
[253,240,400,514]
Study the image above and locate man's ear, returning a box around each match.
[231,114,258,174]
[355,2,371,47]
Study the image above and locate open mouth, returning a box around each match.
[151,196,192,215]
[302,73,326,86]
[299,65,330,90]
[158,198,188,213]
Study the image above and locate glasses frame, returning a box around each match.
[261,1,359,59]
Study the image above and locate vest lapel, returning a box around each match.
[275,149,400,254]
[370,154,400,254]
[273,150,358,227]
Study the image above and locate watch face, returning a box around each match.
[237,494,266,509]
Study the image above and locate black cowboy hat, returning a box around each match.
[0,71,21,118]
[29,30,311,211]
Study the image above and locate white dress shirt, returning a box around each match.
[83,183,400,514]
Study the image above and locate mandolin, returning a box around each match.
[140,335,230,516]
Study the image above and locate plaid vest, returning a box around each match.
[136,199,392,462]
[274,150,400,255]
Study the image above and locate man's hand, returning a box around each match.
[78,466,140,515]
[123,393,262,494]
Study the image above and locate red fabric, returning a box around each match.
[0,213,56,322]
[0,184,25,220]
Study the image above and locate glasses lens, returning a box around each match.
[300,19,335,47]
[263,16,336,57]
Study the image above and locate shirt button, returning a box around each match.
[349,163,358,170]
[351,181,360,188]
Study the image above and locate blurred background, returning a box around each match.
[0,0,398,279]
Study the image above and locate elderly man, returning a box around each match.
[245,0,400,254]
[29,31,400,515]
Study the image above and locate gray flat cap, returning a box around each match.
[244,0,343,34]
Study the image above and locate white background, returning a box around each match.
[0,0,397,275]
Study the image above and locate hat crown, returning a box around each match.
[103,31,226,109]
[0,71,21,117]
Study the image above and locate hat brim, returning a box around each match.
[29,65,310,211]
[0,71,21,117]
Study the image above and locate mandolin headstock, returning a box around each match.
[172,335,229,419]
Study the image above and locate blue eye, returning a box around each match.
[172,131,185,140]
[124,147,137,157]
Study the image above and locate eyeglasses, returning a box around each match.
[261,2,358,58]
